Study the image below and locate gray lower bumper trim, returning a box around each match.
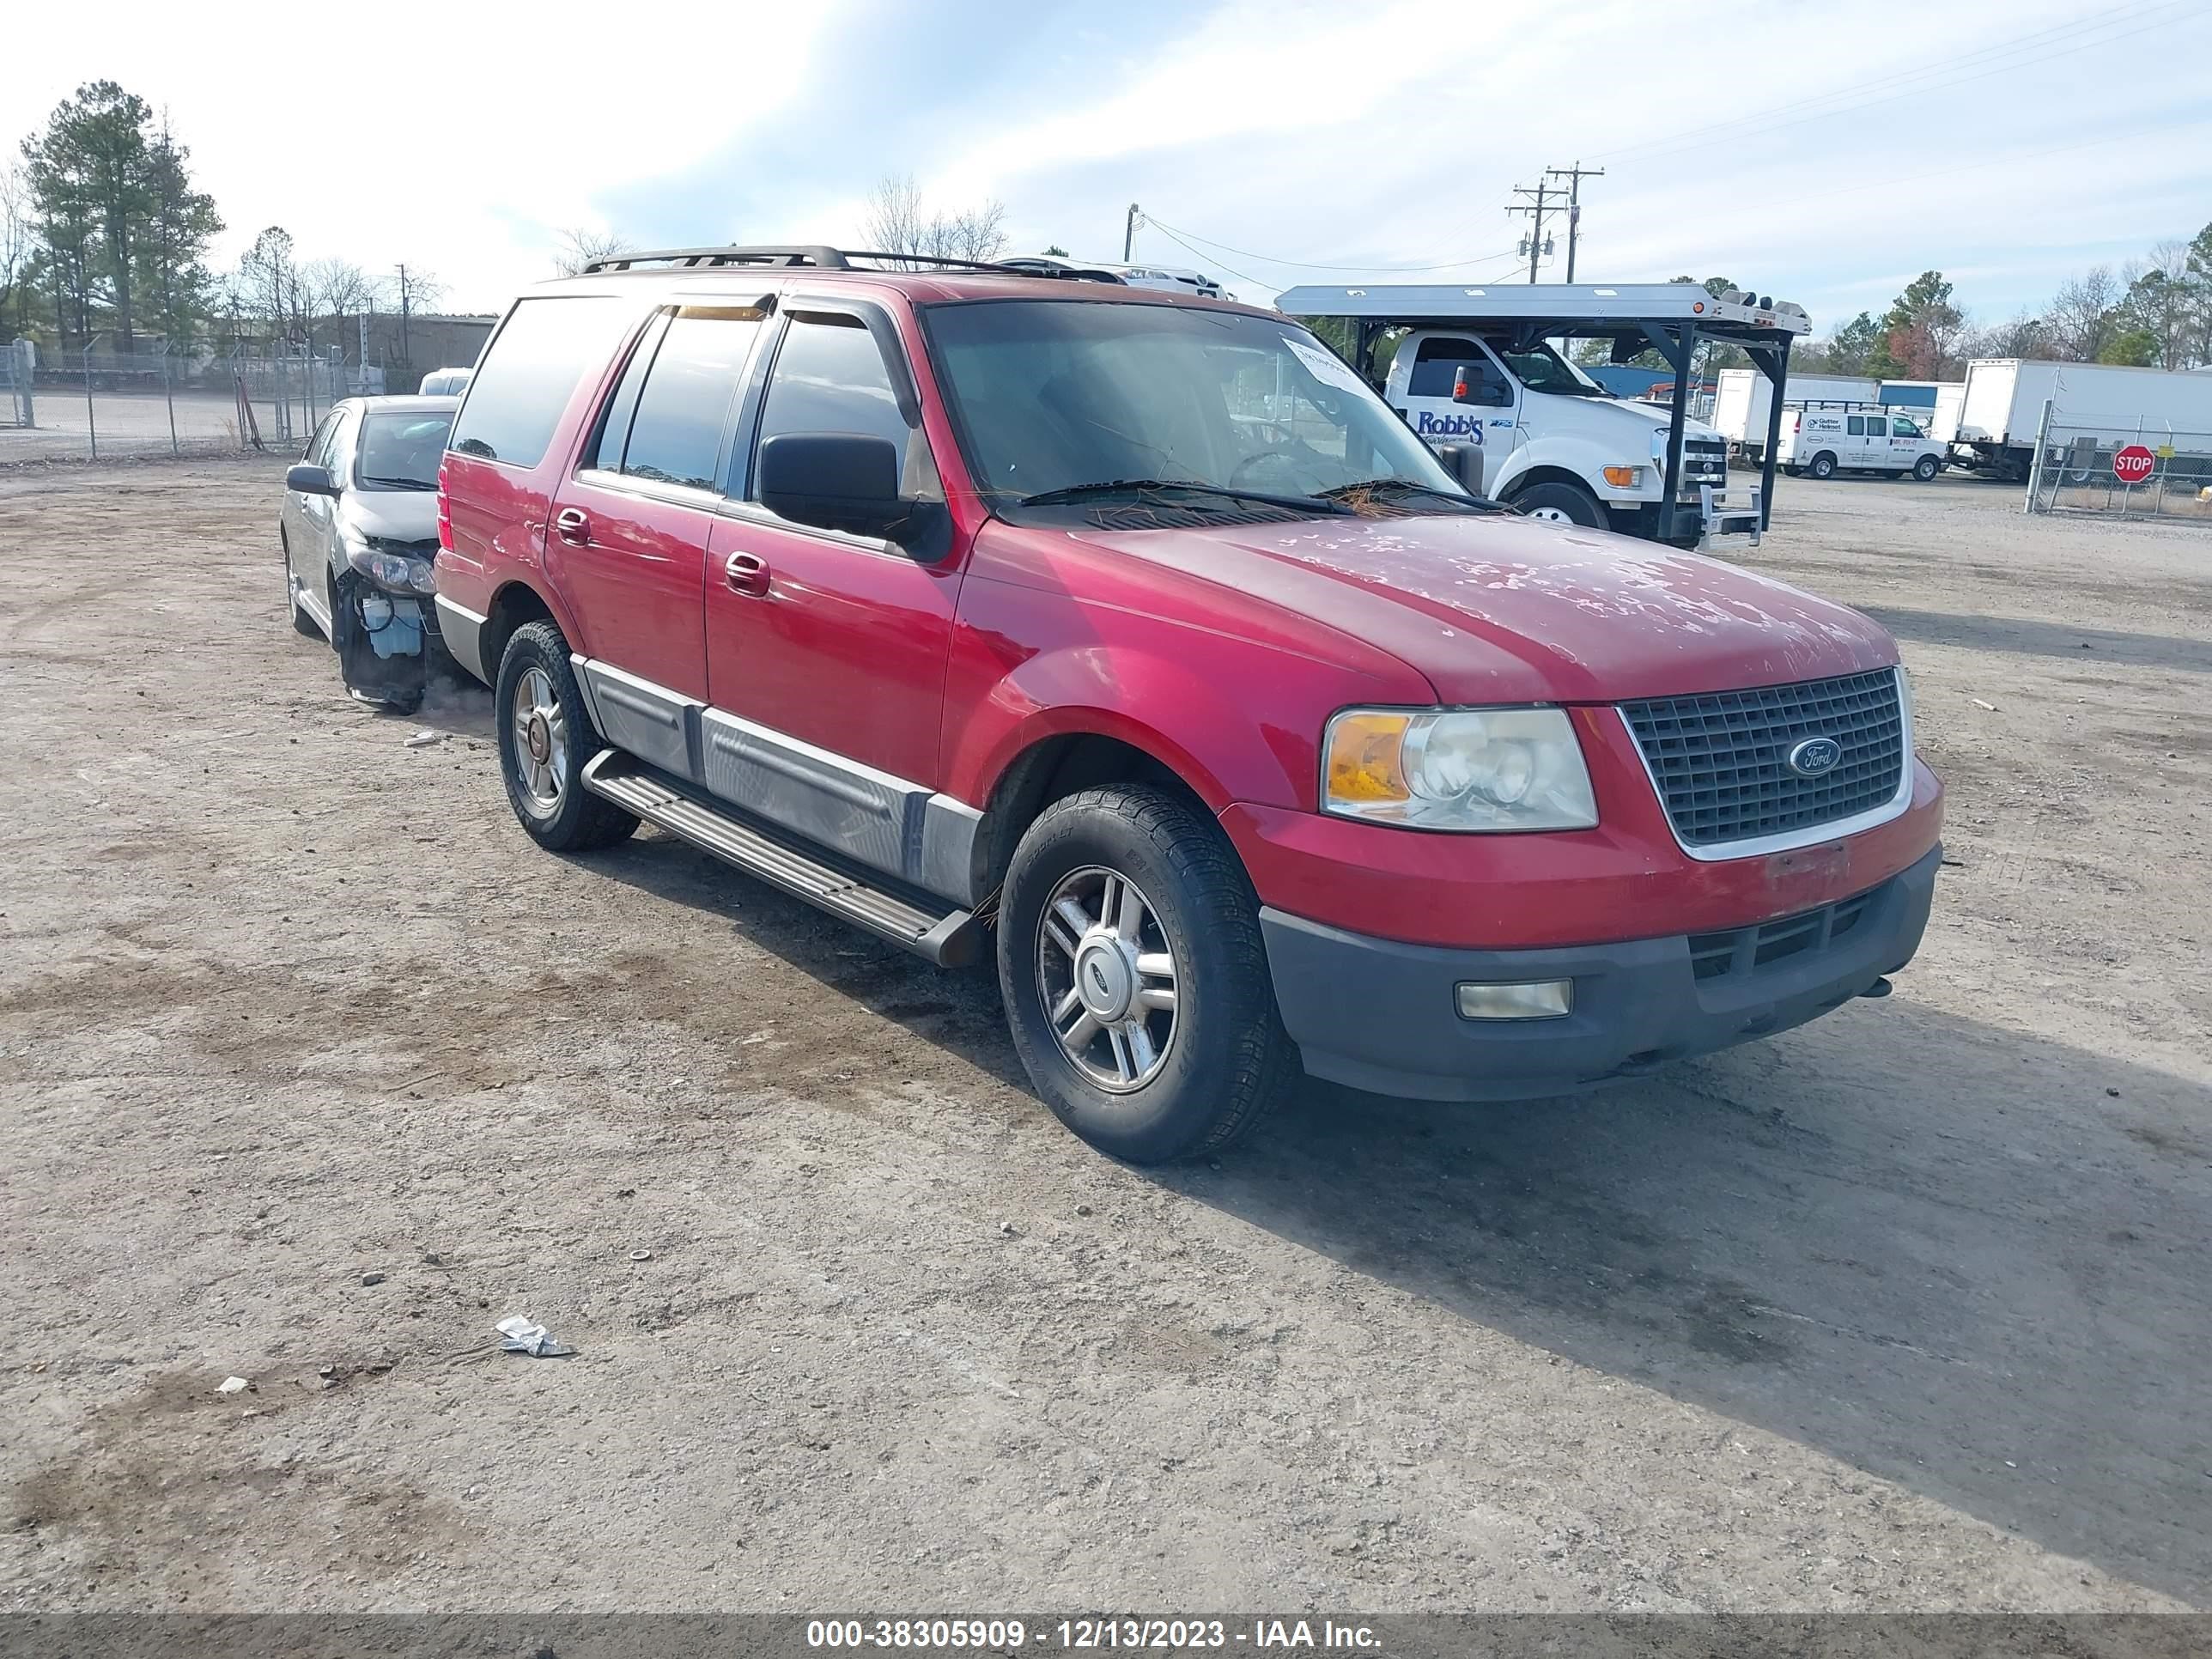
[1261,845,1941,1103]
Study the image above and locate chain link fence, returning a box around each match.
[0,342,387,464]
[2025,408,2212,521]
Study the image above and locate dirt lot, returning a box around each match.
[1,460,2206,1614]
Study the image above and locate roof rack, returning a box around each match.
[580,245,1127,283]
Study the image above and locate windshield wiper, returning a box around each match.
[360,475,438,490]
[1017,478,1351,516]
[1321,477,1504,513]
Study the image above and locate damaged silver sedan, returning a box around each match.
[281,395,458,714]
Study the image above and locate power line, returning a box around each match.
[1139,213,1522,275]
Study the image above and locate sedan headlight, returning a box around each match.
[343,534,438,596]
[1323,707,1598,831]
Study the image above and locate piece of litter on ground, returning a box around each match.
[496,1315,577,1358]
[216,1376,249,1394]
[629,1249,653,1261]
[739,1031,771,1045]
[1970,699,1997,712]
[404,730,447,748]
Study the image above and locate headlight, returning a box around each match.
[344,535,438,595]
[1323,707,1598,831]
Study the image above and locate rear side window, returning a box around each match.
[1846,416,1868,436]
[449,296,629,468]
[753,315,937,498]
[598,305,765,490]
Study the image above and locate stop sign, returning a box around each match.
[2112,443,2155,484]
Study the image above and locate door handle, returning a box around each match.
[725,551,770,597]
[553,507,590,545]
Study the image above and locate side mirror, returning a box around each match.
[287,463,338,497]
[758,434,906,540]
[1433,443,1485,496]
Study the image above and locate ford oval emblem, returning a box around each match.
[1788,737,1844,777]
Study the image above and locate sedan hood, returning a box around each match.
[338,489,440,544]
[1073,511,1897,704]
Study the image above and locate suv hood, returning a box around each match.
[1076,512,1896,704]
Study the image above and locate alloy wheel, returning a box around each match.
[1035,864,1182,1094]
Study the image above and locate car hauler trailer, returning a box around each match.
[1951,358,2212,481]
[1276,283,1809,550]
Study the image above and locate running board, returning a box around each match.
[580,750,981,968]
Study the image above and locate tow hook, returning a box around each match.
[1859,976,1893,1000]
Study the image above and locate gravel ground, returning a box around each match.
[1,459,2205,1614]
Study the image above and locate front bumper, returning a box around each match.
[1260,843,1940,1103]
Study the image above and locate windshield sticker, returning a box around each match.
[1285,337,1369,395]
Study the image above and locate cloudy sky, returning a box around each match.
[7,0,2208,334]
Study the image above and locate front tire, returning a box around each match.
[1510,480,1606,527]
[1913,454,1941,482]
[1808,452,1838,480]
[494,620,638,853]
[998,784,1298,1163]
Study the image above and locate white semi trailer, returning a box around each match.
[1951,359,2212,480]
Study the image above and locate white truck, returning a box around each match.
[1950,358,2212,481]
[1778,408,1946,480]
[1713,368,1877,463]
[1276,283,1809,549]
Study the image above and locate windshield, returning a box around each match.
[1492,338,1607,397]
[356,410,454,489]
[922,301,1462,518]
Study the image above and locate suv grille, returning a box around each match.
[1689,890,1873,982]
[1620,668,1905,848]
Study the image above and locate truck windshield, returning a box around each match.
[1492,339,1607,398]
[924,301,1463,518]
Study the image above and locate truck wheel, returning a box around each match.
[283,531,320,637]
[1783,464,1803,477]
[1808,452,1838,480]
[494,620,638,853]
[1911,454,1941,481]
[1510,481,1606,527]
[998,783,1298,1164]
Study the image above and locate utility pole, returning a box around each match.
[395,264,412,370]
[1506,180,1559,283]
[1545,161,1605,283]
[1122,204,1142,262]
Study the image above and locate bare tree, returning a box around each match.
[0,163,32,338]
[554,227,633,276]
[862,173,1008,266]
[2044,265,2121,362]
[933,200,1009,263]
[1960,308,2047,361]
[863,173,929,263]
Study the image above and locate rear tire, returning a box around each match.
[1913,454,1941,482]
[1510,480,1606,527]
[1808,452,1838,480]
[494,620,638,853]
[998,783,1298,1164]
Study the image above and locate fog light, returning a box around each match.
[1455,979,1573,1020]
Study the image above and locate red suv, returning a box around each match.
[434,246,1942,1163]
